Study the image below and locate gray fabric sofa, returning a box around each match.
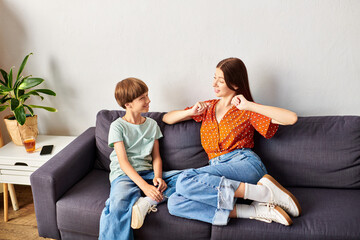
[30,110,360,240]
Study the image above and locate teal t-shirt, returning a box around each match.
[108,117,163,182]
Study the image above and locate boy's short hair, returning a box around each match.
[115,78,148,109]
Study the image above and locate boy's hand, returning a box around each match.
[153,177,167,193]
[141,183,163,202]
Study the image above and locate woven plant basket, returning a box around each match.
[3,115,38,146]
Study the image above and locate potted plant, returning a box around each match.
[0,53,57,145]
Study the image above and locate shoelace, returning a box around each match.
[147,205,158,214]
[250,202,276,223]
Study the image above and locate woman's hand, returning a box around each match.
[153,177,167,193]
[141,183,164,202]
[189,102,209,116]
[231,95,251,110]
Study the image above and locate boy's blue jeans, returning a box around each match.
[98,170,181,240]
[168,148,267,226]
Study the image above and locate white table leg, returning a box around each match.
[8,184,19,211]
[3,183,8,222]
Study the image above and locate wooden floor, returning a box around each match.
[0,185,54,240]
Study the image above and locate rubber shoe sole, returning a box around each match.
[274,205,293,226]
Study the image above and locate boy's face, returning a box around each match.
[126,92,150,113]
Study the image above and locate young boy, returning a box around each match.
[99,78,180,240]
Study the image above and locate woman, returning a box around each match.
[163,57,301,226]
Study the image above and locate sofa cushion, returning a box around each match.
[211,188,360,240]
[159,118,209,171]
[135,203,211,240]
[253,116,360,189]
[56,169,211,239]
[95,110,208,172]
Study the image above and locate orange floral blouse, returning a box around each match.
[187,99,279,160]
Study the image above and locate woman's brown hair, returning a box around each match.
[115,78,148,109]
[216,57,254,101]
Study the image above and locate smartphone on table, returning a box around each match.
[40,145,54,155]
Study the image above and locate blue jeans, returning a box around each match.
[99,170,181,240]
[167,148,267,226]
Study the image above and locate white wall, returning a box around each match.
[0,0,359,142]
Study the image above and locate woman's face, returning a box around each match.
[213,68,236,98]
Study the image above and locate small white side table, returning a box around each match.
[0,135,76,222]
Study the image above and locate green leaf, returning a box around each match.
[10,98,20,111]
[0,105,8,112]
[8,68,13,88]
[18,78,44,90]
[24,104,34,116]
[31,89,56,96]
[17,53,32,80]
[0,96,11,104]
[14,75,31,91]
[0,85,12,92]
[19,91,44,101]
[28,104,57,112]
[0,69,8,85]
[14,105,26,125]
[18,89,25,97]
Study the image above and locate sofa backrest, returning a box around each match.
[253,116,360,189]
[96,111,360,189]
[95,110,209,172]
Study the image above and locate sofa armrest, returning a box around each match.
[30,127,96,239]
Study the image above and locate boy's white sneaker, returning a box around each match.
[258,174,301,217]
[250,201,292,226]
[131,197,157,229]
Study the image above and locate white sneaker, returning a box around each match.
[250,201,292,226]
[258,174,301,217]
[131,197,158,229]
